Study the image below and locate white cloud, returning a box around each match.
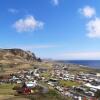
[79,6,96,18]
[79,6,100,38]
[52,0,59,6]
[8,8,18,14]
[58,52,100,60]
[13,15,44,32]
[86,17,100,38]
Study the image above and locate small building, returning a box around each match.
[25,80,37,88]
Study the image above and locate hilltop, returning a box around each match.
[0,48,38,64]
[0,48,41,75]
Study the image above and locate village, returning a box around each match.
[0,62,100,100]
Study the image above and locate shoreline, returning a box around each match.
[56,60,100,70]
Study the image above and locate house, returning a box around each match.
[48,78,58,86]
[16,80,22,84]
[25,80,37,88]
[85,83,100,90]
[63,77,70,80]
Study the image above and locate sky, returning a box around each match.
[0,0,100,60]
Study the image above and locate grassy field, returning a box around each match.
[0,84,30,100]
[59,80,80,87]
[40,71,51,79]
[0,84,15,95]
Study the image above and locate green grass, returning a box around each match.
[0,89,15,95]
[41,72,51,79]
[0,83,15,89]
[59,80,80,87]
[0,83,16,95]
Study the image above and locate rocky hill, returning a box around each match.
[0,48,38,63]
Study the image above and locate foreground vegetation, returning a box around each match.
[0,83,69,100]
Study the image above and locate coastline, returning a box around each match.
[56,60,100,69]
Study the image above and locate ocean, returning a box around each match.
[58,60,100,69]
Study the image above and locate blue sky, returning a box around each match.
[0,0,100,60]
